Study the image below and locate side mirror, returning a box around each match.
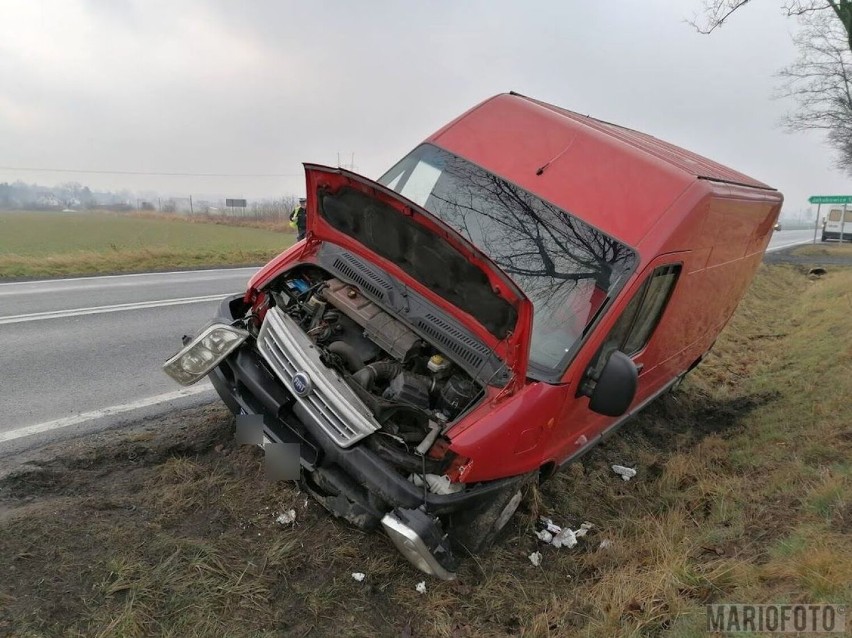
[588,351,638,417]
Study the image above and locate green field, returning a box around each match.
[0,211,294,278]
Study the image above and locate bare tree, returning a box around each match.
[690,1,848,42]
[691,1,852,170]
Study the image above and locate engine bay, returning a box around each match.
[254,265,484,472]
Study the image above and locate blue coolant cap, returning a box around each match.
[286,278,310,294]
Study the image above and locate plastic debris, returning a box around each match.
[534,529,554,543]
[528,551,542,566]
[539,516,562,534]
[599,539,613,550]
[415,581,427,594]
[536,517,595,550]
[551,527,577,549]
[409,473,464,495]
[275,509,297,525]
[612,465,637,481]
[351,572,366,582]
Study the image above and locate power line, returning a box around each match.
[0,165,300,178]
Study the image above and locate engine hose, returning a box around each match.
[327,341,364,373]
[352,361,404,390]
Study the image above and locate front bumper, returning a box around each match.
[203,295,524,576]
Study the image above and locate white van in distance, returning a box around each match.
[822,207,852,242]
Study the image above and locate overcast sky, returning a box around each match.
[1,0,848,214]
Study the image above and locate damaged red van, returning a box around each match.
[163,92,782,579]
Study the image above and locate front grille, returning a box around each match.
[256,307,379,448]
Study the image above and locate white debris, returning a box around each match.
[551,527,578,549]
[528,551,542,566]
[599,539,613,550]
[351,572,366,582]
[536,517,595,549]
[534,529,554,543]
[275,509,297,525]
[415,581,427,594]
[539,516,562,534]
[612,465,637,481]
[409,473,464,495]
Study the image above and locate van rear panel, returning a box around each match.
[823,208,852,241]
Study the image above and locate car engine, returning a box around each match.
[254,265,482,473]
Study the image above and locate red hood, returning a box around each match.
[302,164,533,386]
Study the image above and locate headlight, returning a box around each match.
[162,324,250,386]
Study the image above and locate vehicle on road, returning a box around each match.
[821,207,851,242]
[164,92,783,578]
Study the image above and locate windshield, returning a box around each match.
[379,144,637,377]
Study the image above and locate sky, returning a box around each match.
[0,0,849,215]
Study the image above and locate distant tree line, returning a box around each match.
[0,180,298,219]
[0,181,103,210]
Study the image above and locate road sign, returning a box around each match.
[226,198,247,208]
[808,195,852,204]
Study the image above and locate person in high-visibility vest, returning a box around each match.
[289,197,307,240]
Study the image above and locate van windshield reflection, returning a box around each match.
[379,144,637,377]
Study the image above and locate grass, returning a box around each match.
[1,262,851,636]
[0,211,294,278]
[793,242,852,257]
[130,210,294,233]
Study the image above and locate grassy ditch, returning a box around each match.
[793,243,852,258]
[0,262,850,637]
[0,211,293,279]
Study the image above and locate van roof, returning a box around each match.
[513,93,774,191]
[428,93,780,248]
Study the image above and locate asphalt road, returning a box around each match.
[0,229,819,454]
[0,267,257,453]
[765,227,821,252]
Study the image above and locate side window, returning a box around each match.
[828,209,842,222]
[604,264,681,357]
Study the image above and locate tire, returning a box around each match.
[448,473,535,555]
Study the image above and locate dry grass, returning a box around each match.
[130,211,295,234]
[1,263,850,637]
[793,243,852,257]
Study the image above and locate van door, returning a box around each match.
[547,254,686,467]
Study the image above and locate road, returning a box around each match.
[0,267,257,453]
[766,227,820,252]
[0,229,819,453]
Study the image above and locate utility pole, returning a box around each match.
[189,195,194,215]
[813,203,821,244]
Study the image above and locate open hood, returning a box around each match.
[304,164,533,385]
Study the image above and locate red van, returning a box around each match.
[164,93,782,579]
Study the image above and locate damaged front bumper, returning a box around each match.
[187,294,524,578]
